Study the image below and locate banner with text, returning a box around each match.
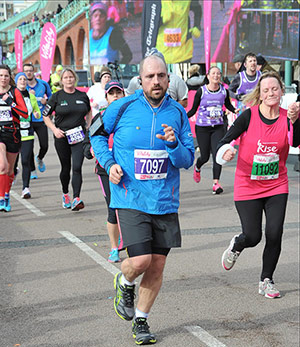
[14,29,23,72]
[40,23,57,82]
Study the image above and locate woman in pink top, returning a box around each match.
[216,71,300,299]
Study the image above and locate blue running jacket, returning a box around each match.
[90,89,195,214]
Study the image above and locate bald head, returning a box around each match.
[139,55,169,107]
[139,55,168,77]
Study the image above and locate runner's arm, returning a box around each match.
[187,87,202,118]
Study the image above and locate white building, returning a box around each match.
[0,0,14,21]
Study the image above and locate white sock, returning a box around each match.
[135,308,149,319]
[120,274,135,286]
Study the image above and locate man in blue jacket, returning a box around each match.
[90,53,194,345]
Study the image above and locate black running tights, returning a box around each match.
[30,122,49,171]
[195,124,225,180]
[54,137,84,198]
[233,194,288,281]
[21,140,34,189]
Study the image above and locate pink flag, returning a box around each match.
[40,23,57,82]
[14,29,23,72]
[203,0,212,73]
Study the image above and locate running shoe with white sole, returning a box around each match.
[22,187,31,199]
[71,197,84,211]
[193,165,201,183]
[222,235,240,270]
[30,170,38,179]
[35,155,46,172]
[62,194,71,209]
[108,248,121,263]
[114,272,135,321]
[132,317,157,345]
[259,278,281,299]
[213,183,223,195]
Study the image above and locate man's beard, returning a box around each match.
[144,88,166,107]
[27,77,34,81]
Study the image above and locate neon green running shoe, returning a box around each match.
[132,317,157,345]
[114,272,135,321]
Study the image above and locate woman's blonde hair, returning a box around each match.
[242,71,284,107]
[60,68,79,88]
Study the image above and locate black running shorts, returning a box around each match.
[117,208,181,254]
[0,128,21,153]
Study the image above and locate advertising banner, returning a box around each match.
[14,29,23,72]
[40,22,57,82]
[87,0,299,64]
[203,0,212,72]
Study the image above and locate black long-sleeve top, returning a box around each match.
[187,85,236,118]
[217,108,300,151]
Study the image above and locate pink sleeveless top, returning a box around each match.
[234,105,289,201]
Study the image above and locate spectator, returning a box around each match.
[186,64,205,91]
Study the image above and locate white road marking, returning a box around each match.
[59,230,119,276]
[59,230,227,347]
[10,190,45,217]
[185,326,227,347]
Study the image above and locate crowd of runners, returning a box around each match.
[0,49,300,345]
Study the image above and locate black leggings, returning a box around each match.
[195,124,225,180]
[30,122,49,171]
[54,137,84,198]
[21,140,34,189]
[233,194,288,281]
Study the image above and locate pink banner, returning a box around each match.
[40,22,57,82]
[212,0,242,63]
[203,0,212,73]
[14,29,23,72]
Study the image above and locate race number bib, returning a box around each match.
[0,106,13,122]
[251,154,279,180]
[164,28,182,47]
[207,106,222,119]
[20,121,30,129]
[134,150,168,180]
[65,126,85,145]
[21,130,29,137]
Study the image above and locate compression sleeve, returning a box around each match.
[224,89,236,113]
[217,108,251,151]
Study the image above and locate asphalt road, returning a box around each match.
[0,135,299,347]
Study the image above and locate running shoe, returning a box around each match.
[30,170,38,179]
[108,248,121,263]
[132,317,157,345]
[193,165,201,183]
[71,197,84,211]
[4,196,11,212]
[35,155,46,173]
[0,199,5,211]
[259,278,281,299]
[114,272,135,321]
[213,183,223,195]
[62,194,71,209]
[22,187,31,199]
[222,235,240,270]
